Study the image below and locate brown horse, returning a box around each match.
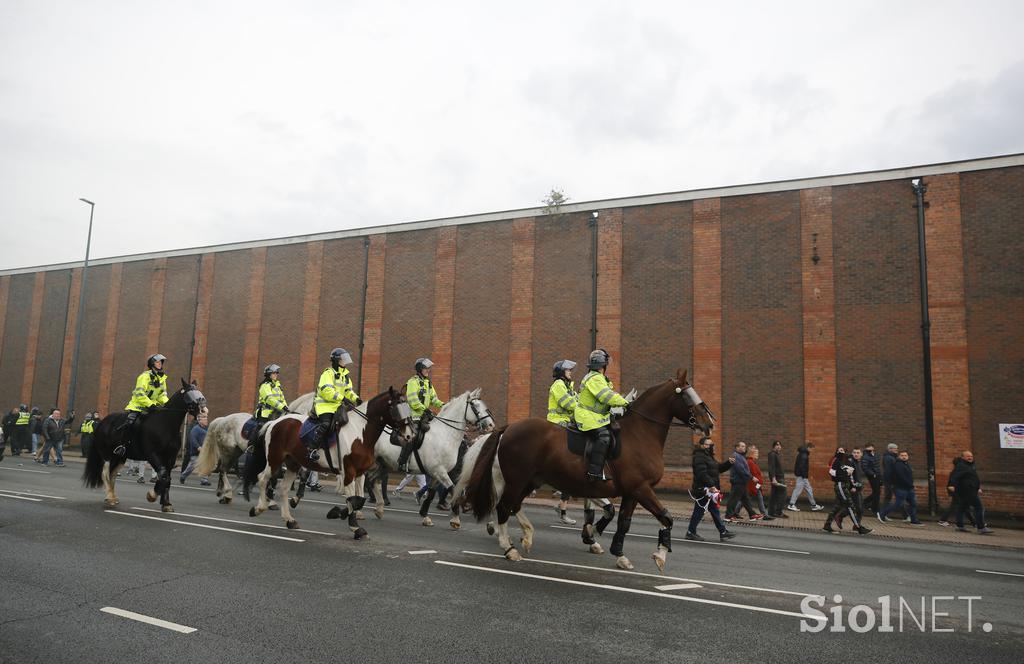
[249,387,414,537]
[455,369,715,571]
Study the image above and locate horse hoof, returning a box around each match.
[353,527,368,540]
[146,491,157,503]
[450,518,461,530]
[616,556,634,571]
[103,499,117,508]
[521,538,533,554]
[326,506,348,520]
[506,548,522,562]
[162,505,174,513]
[249,506,258,517]
[218,496,230,505]
[486,522,495,536]
[422,517,434,527]
[652,550,667,573]
[589,543,604,555]
[374,505,385,519]
[286,520,299,530]
[289,498,299,509]
[355,510,365,520]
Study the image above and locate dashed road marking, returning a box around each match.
[130,507,337,536]
[0,492,42,501]
[976,569,1024,578]
[0,489,66,499]
[100,607,196,633]
[655,583,703,591]
[0,466,51,474]
[408,549,438,555]
[107,510,305,542]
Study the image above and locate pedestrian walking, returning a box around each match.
[861,443,881,513]
[945,450,993,534]
[747,445,773,520]
[725,441,758,520]
[767,440,788,518]
[39,408,75,467]
[877,451,924,525]
[685,437,736,542]
[787,441,824,512]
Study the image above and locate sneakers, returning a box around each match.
[750,513,764,520]
[786,505,799,512]
[909,521,925,527]
[179,476,187,484]
[978,527,994,535]
[390,490,400,498]
[719,531,736,541]
[776,512,790,519]
[762,515,776,521]
[822,523,834,533]
[559,513,577,526]
[684,531,705,542]
[955,526,969,532]
[876,513,889,523]
[55,462,65,467]
[437,501,450,511]
[137,476,146,484]
[856,526,873,535]
[810,505,824,512]
[938,520,950,527]
[724,516,739,523]
[199,478,211,486]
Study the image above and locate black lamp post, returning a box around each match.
[67,198,95,415]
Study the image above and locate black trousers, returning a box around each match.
[769,484,788,515]
[864,477,881,512]
[726,481,757,517]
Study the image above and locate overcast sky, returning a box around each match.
[1,1,1022,270]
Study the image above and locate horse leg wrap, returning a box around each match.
[595,503,616,535]
[347,495,366,512]
[582,508,596,544]
[610,517,631,557]
[657,527,673,552]
[347,510,360,530]
[326,505,349,520]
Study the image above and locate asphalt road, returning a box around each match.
[2,462,1023,664]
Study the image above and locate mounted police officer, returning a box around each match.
[574,349,629,481]
[397,357,445,471]
[309,348,360,462]
[251,363,288,445]
[547,360,578,428]
[114,354,168,456]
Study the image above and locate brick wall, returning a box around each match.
[316,237,370,394]
[203,250,252,416]
[30,270,72,409]
[379,230,436,392]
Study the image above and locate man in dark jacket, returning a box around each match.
[1,407,19,458]
[825,447,872,535]
[40,408,75,467]
[725,441,758,520]
[686,437,736,542]
[878,451,923,525]
[880,443,905,518]
[946,451,992,534]
[861,444,881,513]
[788,442,824,511]
[767,440,788,518]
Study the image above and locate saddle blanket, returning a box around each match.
[241,417,261,441]
[299,418,338,449]
[565,426,622,461]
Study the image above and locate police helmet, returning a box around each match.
[552,359,577,378]
[147,353,167,369]
[586,349,610,370]
[264,363,281,376]
[31,406,40,415]
[330,348,353,366]
[19,403,27,411]
[415,357,434,373]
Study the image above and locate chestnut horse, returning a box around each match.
[249,387,414,537]
[456,369,715,572]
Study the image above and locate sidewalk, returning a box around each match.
[33,450,1024,551]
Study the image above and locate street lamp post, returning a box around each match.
[67,198,95,415]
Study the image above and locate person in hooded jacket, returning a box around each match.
[938,456,976,527]
[685,437,736,542]
[946,450,993,534]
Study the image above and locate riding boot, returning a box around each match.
[586,430,611,481]
[113,411,140,456]
[396,423,423,471]
[308,425,327,462]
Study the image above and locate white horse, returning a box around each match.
[194,412,280,505]
[372,388,495,526]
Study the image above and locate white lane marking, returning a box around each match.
[977,569,1024,578]
[461,551,817,597]
[0,489,66,499]
[656,583,702,591]
[0,492,42,501]
[130,507,337,536]
[408,550,438,555]
[106,511,305,542]
[436,561,814,619]
[100,607,196,634]
[548,524,811,555]
[0,466,51,474]
[376,506,451,518]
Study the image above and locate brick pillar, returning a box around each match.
[507,218,536,421]
[147,258,167,355]
[97,264,124,416]
[430,227,457,399]
[692,198,723,442]
[57,268,83,408]
[190,254,216,388]
[0,276,9,379]
[20,272,47,404]
[239,247,268,412]
[359,234,387,394]
[923,174,972,484]
[298,241,324,394]
[596,209,623,386]
[800,187,838,451]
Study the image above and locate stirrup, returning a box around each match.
[113,445,127,457]
[307,449,320,462]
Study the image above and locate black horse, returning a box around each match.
[83,379,207,512]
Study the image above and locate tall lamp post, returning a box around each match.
[67,198,95,415]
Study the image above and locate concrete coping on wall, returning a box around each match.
[4,152,1023,277]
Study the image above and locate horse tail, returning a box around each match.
[82,421,107,488]
[463,427,505,522]
[242,426,268,501]
[193,420,221,477]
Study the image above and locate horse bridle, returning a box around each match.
[434,397,493,432]
[626,384,715,434]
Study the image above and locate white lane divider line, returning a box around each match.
[130,507,337,536]
[0,492,42,501]
[976,569,1024,578]
[100,607,196,634]
[656,583,702,591]
[548,524,811,555]
[106,511,305,542]
[408,550,438,555]
[436,560,813,619]
[0,466,51,474]
[461,550,817,597]
[0,489,66,499]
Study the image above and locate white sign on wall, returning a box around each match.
[999,424,1024,449]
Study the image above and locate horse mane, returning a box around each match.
[627,379,675,410]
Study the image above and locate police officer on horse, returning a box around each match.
[574,349,629,481]
[114,353,168,456]
[309,348,360,462]
[397,357,445,471]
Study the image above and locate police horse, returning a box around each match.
[248,388,414,536]
[194,412,280,505]
[371,388,495,526]
[454,370,715,572]
[83,379,207,512]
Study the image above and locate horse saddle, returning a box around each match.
[298,417,338,449]
[241,417,261,441]
[565,426,621,461]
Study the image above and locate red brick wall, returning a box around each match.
[203,250,252,416]
[621,201,694,467]
[506,218,535,422]
[190,254,215,391]
[380,230,437,393]
[30,270,72,409]
[110,261,158,414]
[692,198,724,447]
[68,265,113,416]
[159,256,201,386]
[451,221,513,422]
[96,263,124,416]
[1,274,37,405]
[359,235,386,394]
[256,245,305,404]
[596,209,623,387]
[20,272,46,405]
[961,168,1024,484]
[298,241,324,395]
[430,227,458,400]
[315,237,371,395]
[57,268,82,410]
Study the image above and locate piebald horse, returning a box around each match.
[193,412,273,504]
[249,388,414,536]
[454,370,715,572]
